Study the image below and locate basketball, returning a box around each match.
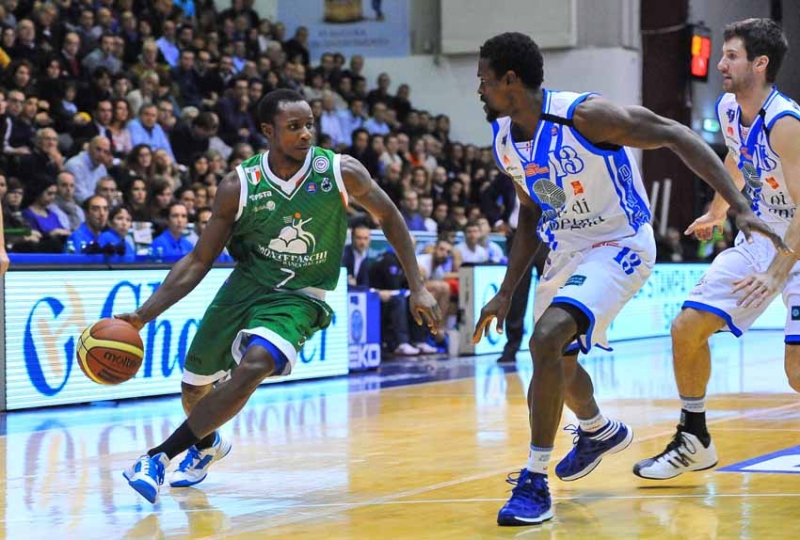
[77,318,144,385]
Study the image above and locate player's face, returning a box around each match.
[263,101,314,163]
[718,38,759,93]
[477,58,506,122]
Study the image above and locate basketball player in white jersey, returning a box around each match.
[470,31,786,526]
[634,19,800,480]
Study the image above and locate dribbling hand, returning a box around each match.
[114,312,146,331]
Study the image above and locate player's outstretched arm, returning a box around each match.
[473,183,542,343]
[116,171,239,330]
[573,97,788,251]
[341,155,442,333]
[734,117,800,308]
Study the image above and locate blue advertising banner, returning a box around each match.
[348,289,381,371]
[461,264,786,356]
[5,268,349,410]
[278,0,410,61]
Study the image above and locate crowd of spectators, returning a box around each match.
[0,0,526,265]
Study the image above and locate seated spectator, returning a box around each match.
[3,177,49,253]
[124,177,150,222]
[65,135,112,203]
[109,98,133,156]
[147,176,174,233]
[150,202,192,257]
[379,133,403,173]
[176,186,197,222]
[320,90,348,149]
[456,221,489,264]
[65,195,110,253]
[21,181,71,243]
[99,205,136,261]
[3,89,36,156]
[419,195,438,233]
[9,127,64,197]
[190,205,233,261]
[95,176,122,206]
[338,97,367,142]
[127,70,159,116]
[152,148,183,189]
[476,217,506,263]
[128,104,176,161]
[82,33,122,75]
[399,190,426,231]
[51,171,84,231]
[417,237,459,337]
[121,144,154,185]
[348,226,437,356]
[344,128,379,178]
[73,100,116,155]
[366,72,394,112]
[364,102,391,136]
[170,111,217,166]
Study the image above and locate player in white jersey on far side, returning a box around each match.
[634,18,800,480]
[470,32,786,527]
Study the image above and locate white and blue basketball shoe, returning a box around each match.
[124,452,170,503]
[170,433,232,488]
[555,420,634,481]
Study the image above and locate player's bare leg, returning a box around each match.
[554,350,633,482]
[633,308,724,479]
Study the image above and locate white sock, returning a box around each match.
[527,445,552,474]
[578,413,608,433]
[680,395,706,414]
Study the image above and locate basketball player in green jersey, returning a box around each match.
[118,89,442,503]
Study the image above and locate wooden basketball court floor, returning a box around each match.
[2,330,799,539]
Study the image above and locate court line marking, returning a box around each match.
[196,399,800,535]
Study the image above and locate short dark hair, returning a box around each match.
[479,32,544,89]
[351,222,371,233]
[723,18,788,83]
[256,88,306,124]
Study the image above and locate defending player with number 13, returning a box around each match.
[471,31,787,527]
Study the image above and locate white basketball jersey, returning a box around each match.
[717,88,800,236]
[491,90,651,253]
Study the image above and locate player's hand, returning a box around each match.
[733,210,791,254]
[409,288,442,335]
[732,272,780,309]
[0,248,9,275]
[684,211,725,241]
[472,291,512,344]
[114,312,146,331]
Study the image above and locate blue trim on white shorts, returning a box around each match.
[785,335,800,344]
[682,300,744,337]
[552,296,596,354]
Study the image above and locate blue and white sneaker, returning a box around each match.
[123,452,170,503]
[497,469,553,526]
[170,433,232,488]
[555,420,633,481]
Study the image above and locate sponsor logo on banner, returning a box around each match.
[7,269,349,409]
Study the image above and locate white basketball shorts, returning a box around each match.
[683,231,800,342]
[534,224,656,353]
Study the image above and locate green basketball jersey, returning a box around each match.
[228,147,349,292]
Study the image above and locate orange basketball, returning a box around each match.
[77,318,144,385]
